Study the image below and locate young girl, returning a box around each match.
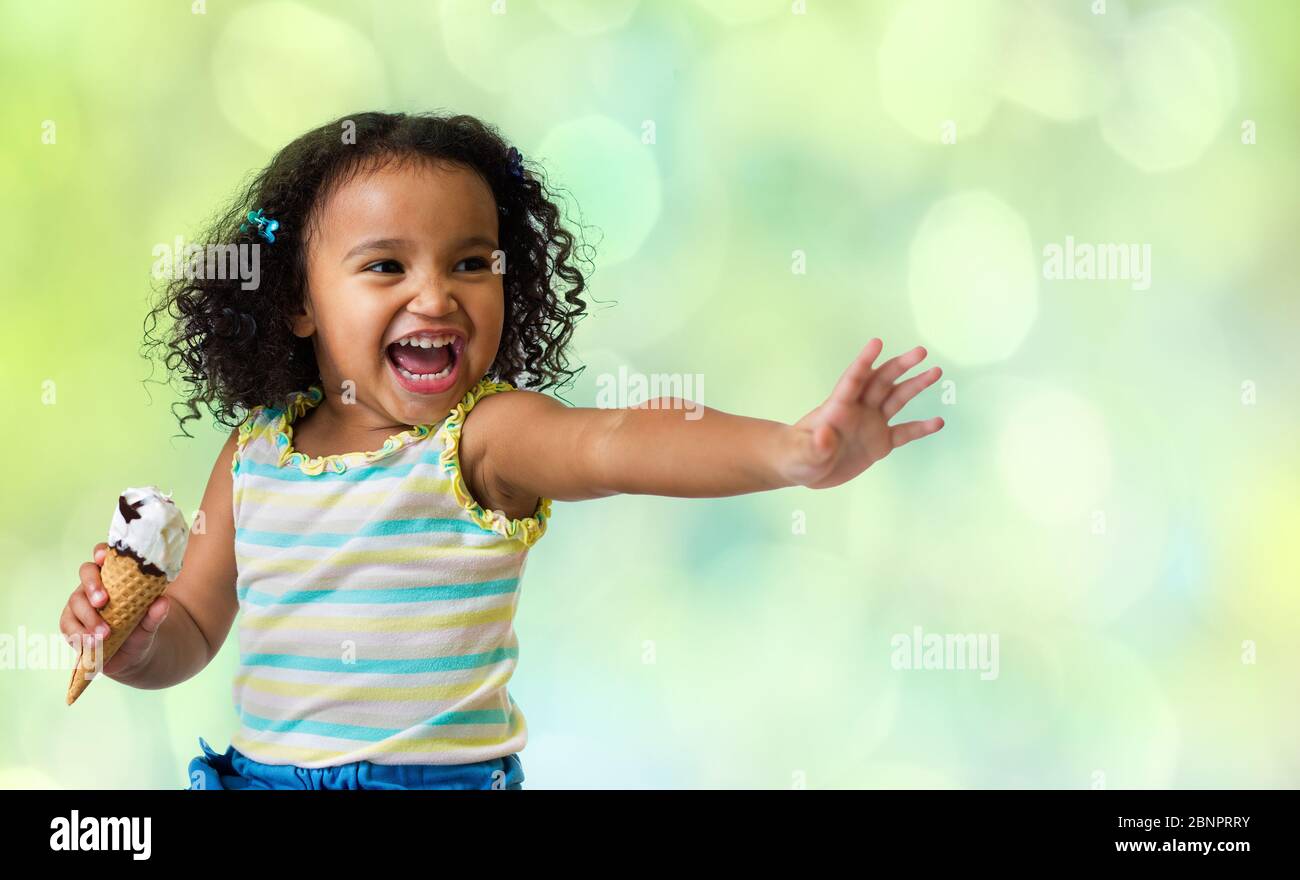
[59,111,944,790]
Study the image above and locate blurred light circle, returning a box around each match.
[575,149,730,351]
[999,0,1117,122]
[211,2,388,151]
[1099,8,1237,172]
[538,0,639,35]
[686,13,877,162]
[439,0,570,95]
[536,115,661,266]
[997,387,1112,526]
[878,0,1007,143]
[907,191,1038,366]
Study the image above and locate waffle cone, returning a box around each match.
[66,546,168,705]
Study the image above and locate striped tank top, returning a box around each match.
[227,376,552,768]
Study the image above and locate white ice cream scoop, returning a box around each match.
[107,486,189,580]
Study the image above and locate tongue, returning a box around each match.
[390,344,452,375]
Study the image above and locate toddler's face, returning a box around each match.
[293,159,505,426]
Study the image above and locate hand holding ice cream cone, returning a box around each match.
[62,487,189,705]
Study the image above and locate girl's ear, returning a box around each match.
[290,293,315,338]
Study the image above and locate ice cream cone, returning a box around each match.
[66,547,169,705]
[66,486,188,706]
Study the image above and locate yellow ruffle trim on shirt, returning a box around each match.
[438,378,552,549]
[269,385,435,476]
[230,408,260,477]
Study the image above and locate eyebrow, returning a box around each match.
[343,238,414,261]
[342,234,500,263]
[451,234,500,251]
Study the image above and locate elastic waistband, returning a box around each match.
[188,737,524,790]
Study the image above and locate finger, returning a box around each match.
[59,605,82,648]
[811,423,837,461]
[830,339,883,405]
[136,596,170,637]
[882,366,942,419]
[120,603,164,648]
[92,542,108,565]
[108,612,161,665]
[80,560,107,607]
[865,346,928,407]
[104,597,169,673]
[890,416,945,449]
[797,422,835,470]
[69,588,110,640]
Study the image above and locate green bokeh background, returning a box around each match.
[3,0,1296,788]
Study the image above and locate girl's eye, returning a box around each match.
[456,256,490,272]
[364,260,404,274]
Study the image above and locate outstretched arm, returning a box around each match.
[470,339,945,505]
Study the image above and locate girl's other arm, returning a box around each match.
[465,339,945,506]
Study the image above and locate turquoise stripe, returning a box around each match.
[236,517,490,548]
[240,646,517,674]
[238,449,445,482]
[237,578,519,605]
[235,708,508,742]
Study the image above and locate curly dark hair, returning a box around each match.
[143,110,595,439]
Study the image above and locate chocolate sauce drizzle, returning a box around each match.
[108,542,166,578]
[113,495,166,577]
[118,495,145,523]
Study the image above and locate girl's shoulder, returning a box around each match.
[229,388,318,477]
[436,377,522,435]
[436,376,552,548]
[436,376,556,460]
[229,404,269,478]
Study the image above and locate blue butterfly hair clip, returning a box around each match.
[240,209,280,243]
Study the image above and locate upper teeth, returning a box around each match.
[396,334,455,348]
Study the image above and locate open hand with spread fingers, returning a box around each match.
[782,339,945,490]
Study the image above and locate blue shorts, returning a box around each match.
[185,737,524,790]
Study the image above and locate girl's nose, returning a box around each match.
[407,281,459,314]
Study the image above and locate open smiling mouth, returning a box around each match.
[385,333,464,395]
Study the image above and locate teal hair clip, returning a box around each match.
[240,209,280,243]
